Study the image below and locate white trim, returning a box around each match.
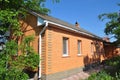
[44,20,95,38]
[38,22,48,79]
[62,54,69,57]
[38,35,41,79]
[77,54,82,57]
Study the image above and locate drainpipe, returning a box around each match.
[38,22,48,79]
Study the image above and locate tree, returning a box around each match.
[99,4,120,43]
[0,0,51,38]
[0,0,59,80]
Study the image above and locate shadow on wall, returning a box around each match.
[83,55,101,71]
[103,42,119,59]
[83,40,104,71]
[83,41,120,71]
[20,14,43,36]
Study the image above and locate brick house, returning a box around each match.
[19,11,110,80]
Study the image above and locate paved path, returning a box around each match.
[61,72,89,80]
[61,65,103,80]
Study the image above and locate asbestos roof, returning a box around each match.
[29,11,102,40]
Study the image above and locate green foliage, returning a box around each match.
[0,36,39,80]
[20,35,35,54]
[88,56,120,80]
[0,9,22,36]
[52,0,60,3]
[0,0,60,79]
[0,69,29,80]
[0,0,50,14]
[20,35,39,69]
[99,13,118,21]
[24,53,39,69]
[5,40,18,55]
[0,0,60,37]
[0,0,51,37]
[11,52,39,70]
[87,71,113,80]
[114,71,120,80]
[99,4,120,42]
[105,56,120,67]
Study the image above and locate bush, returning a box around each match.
[105,56,120,67]
[88,56,120,80]
[0,36,39,80]
[87,71,113,80]
[115,71,120,80]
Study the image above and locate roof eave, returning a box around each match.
[29,11,103,41]
[45,20,102,40]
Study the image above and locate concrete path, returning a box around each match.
[61,71,89,80]
[61,65,103,80]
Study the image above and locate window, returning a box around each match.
[63,37,69,56]
[78,40,81,55]
[91,42,95,54]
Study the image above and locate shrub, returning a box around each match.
[106,56,120,67]
[87,71,113,80]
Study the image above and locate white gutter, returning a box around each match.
[38,21,48,79]
[44,20,95,38]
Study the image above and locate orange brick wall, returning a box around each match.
[19,14,120,79]
[44,25,104,75]
[41,32,47,74]
[19,14,105,76]
[104,44,120,59]
[19,14,42,53]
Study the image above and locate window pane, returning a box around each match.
[78,40,81,54]
[63,38,68,55]
[63,39,66,54]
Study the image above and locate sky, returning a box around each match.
[45,0,120,41]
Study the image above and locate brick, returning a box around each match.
[19,14,108,80]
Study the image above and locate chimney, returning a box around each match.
[75,21,80,27]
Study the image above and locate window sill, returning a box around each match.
[77,54,83,57]
[62,55,69,57]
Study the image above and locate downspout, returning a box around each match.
[38,22,48,79]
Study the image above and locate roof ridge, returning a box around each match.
[38,12,76,27]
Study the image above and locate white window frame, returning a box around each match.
[78,40,82,56]
[63,37,69,56]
